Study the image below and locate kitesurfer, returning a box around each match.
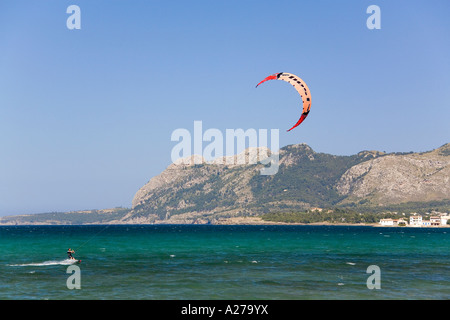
[67,248,76,260]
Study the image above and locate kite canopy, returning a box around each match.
[256,72,311,131]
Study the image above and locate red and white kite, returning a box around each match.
[256,72,311,132]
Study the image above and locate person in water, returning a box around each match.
[67,248,76,260]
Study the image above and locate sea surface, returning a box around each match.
[0,225,449,300]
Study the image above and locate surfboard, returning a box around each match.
[67,259,81,264]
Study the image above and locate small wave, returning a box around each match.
[9,259,78,267]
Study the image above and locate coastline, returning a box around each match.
[211,216,450,228]
[212,216,376,226]
[1,215,448,227]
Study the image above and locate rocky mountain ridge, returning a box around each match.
[123,143,450,224]
[1,143,448,225]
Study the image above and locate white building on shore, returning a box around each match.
[379,213,449,227]
[430,216,441,226]
[409,215,422,226]
[407,214,449,227]
[380,219,394,226]
[379,218,408,226]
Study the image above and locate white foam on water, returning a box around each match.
[9,259,78,267]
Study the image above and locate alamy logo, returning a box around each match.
[366,265,381,289]
[66,265,81,289]
[171,121,279,175]
[66,5,81,30]
[366,5,381,30]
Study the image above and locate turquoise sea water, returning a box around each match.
[0,225,449,300]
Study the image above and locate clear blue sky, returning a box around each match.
[1,0,449,216]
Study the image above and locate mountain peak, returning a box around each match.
[170,146,275,168]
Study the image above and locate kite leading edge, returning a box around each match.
[256,72,311,132]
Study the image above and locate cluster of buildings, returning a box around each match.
[379,212,450,227]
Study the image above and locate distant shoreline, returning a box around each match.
[1,216,449,228]
[212,216,450,228]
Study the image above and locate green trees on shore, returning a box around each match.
[260,207,444,224]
